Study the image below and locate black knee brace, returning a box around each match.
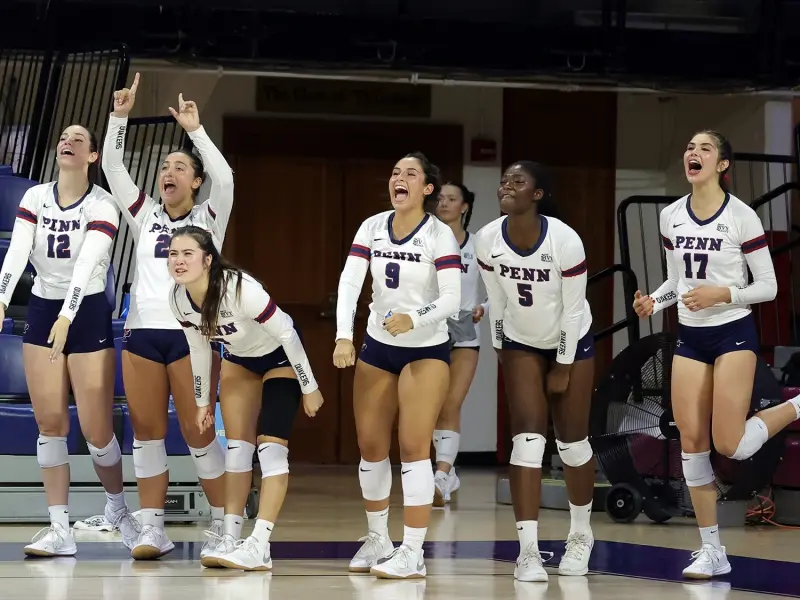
[257,377,302,440]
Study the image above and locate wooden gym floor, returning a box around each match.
[0,468,797,599]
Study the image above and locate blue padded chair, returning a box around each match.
[0,166,13,176]
[0,175,39,237]
[0,334,27,397]
[1,318,11,334]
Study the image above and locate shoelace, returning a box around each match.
[139,524,162,546]
[31,525,64,545]
[385,545,413,569]
[518,543,554,568]
[563,533,592,561]
[355,532,385,558]
[690,545,718,564]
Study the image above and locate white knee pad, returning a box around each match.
[225,440,256,474]
[359,457,392,501]
[730,416,769,461]
[189,438,226,480]
[258,442,289,478]
[401,459,435,507]
[509,433,546,469]
[132,438,169,479]
[556,437,594,468]
[433,429,460,466]
[681,451,716,487]
[87,436,122,468]
[37,435,69,468]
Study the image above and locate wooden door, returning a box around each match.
[228,155,344,464]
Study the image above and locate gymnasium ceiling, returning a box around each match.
[3,0,800,93]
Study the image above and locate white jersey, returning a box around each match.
[451,232,484,347]
[0,182,119,321]
[474,215,592,364]
[336,211,461,347]
[102,114,234,330]
[650,193,777,327]
[170,272,318,406]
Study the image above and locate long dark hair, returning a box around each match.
[170,225,243,337]
[61,124,100,185]
[171,147,206,199]
[695,129,733,192]
[510,160,561,220]
[442,181,476,229]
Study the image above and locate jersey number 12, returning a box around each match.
[47,234,71,259]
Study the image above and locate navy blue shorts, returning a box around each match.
[359,332,451,375]
[122,328,190,365]
[24,292,113,355]
[223,346,291,378]
[675,314,759,365]
[502,331,595,362]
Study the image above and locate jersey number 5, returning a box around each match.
[517,283,533,306]
[46,234,71,259]
[682,252,708,279]
[385,262,400,289]
[154,233,171,258]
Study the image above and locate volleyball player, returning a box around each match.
[0,124,140,556]
[432,182,488,505]
[475,161,596,582]
[167,226,323,571]
[333,152,461,579]
[102,73,232,559]
[633,130,799,579]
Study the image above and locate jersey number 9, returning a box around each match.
[154,233,171,258]
[385,262,400,289]
[47,234,71,259]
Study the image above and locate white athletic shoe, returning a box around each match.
[370,544,426,579]
[558,532,593,576]
[201,532,237,568]
[349,531,395,572]
[130,524,175,560]
[514,544,551,582]
[217,537,272,571]
[433,469,461,507]
[105,505,141,550]
[73,514,115,532]
[24,523,77,557]
[682,544,731,579]
[200,519,224,562]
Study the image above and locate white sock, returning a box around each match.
[367,508,389,538]
[49,505,70,531]
[516,520,538,551]
[139,508,165,529]
[105,491,126,514]
[251,519,274,552]
[210,505,224,522]
[788,395,800,420]
[568,501,593,536]
[402,525,426,554]
[224,513,243,538]
[699,525,721,550]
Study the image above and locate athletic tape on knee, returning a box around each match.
[258,442,289,478]
[401,459,435,507]
[509,433,546,469]
[189,437,226,480]
[258,378,302,440]
[225,440,256,474]
[433,429,460,466]
[359,457,392,501]
[556,437,593,468]
[87,436,122,468]
[36,435,69,469]
[730,416,770,461]
[681,451,716,487]
[132,438,168,479]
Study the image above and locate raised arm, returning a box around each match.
[0,188,38,310]
[59,199,120,321]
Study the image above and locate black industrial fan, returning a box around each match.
[590,331,786,524]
